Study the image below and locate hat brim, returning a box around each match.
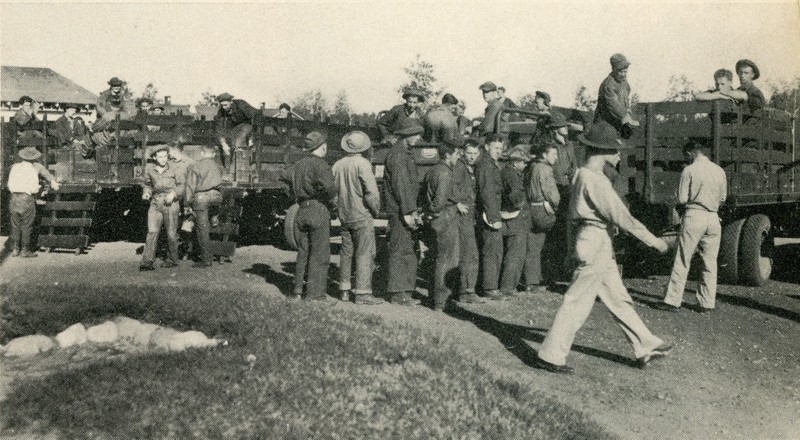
[395,127,424,137]
[577,133,633,150]
[402,92,425,102]
[736,60,760,80]
[340,138,371,153]
[18,148,42,160]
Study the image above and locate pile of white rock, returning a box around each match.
[1,316,223,358]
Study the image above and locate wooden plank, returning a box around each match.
[207,240,236,257]
[133,115,195,126]
[653,120,713,138]
[44,201,96,211]
[210,222,239,236]
[649,101,716,115]
[51,184,99,194]
[649,171,682,203]
[40,218,93,227]
[38,235,89,250]
[652,148,688,162]
[730,149,764,163]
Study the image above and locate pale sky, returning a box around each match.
[2,1,799,117]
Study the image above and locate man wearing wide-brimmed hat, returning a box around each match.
[6,147,60,258]
[533,122,672,374]
[281,131,336,303]
[383,118,425,306]
[498,144,534,298]
[594,54,639,139]
[719,59,765,114]
[377,88,426,143]
[332,131,384,305]
[215,92,258,178]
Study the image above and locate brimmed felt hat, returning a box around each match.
[547,111,568,129]
[62,102,80,111]
[578,122,631,150]
[479,81,498,93]
[18,146,42,161]
[341,130,371,153]
[107,77,124,87]
[304,131,327,151]
[610,53,631,71]
[401,88,425,102]
[18,95,34,104]
[535,91,551,105]
[735,59,760,80]
[394,118,424,137]
[149,144,169,156]
[501,144,533,162]
[217,93,234,102]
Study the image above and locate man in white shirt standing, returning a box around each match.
[654,141,727,313]
[6,147,60,257]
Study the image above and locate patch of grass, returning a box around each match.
[1,282,614,439]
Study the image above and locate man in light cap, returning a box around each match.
[139,144,185,271]
[478,82,510,139]
[423,93,460,144]
[378,88,425,143]
[282,131,336,303]
[383,118,425,306]
[534,121,672,374]
[594,54,639,139]
[332,131,384,305]
[90,77,136,151]
[498,144,534,298]
[215,92,258,178]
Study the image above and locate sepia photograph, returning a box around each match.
[1,1,799,438]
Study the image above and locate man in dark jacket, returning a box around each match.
[215,92,257,176]
[423,93,460,144]
[185,145,224,268]
[594,54,639,139]
[12,96,45,144]
[721,59,765,115]
[282,131,336,303]
[452,139,484,303]
[477,82,510,139]
[383,119,425,306]
[49,103,88,148]
[499,145,533,297]
[90,77,136,150]
[378,88,425,143]
[475,133,506,300]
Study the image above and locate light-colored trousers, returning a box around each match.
[538,224,663,366]
[664,210,721,309]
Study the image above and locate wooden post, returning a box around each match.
[712,101,721,163]
[644,103,655,203]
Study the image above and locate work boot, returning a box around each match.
[389,291,420,306]
[139,262,155,271]
[458,293,487,304]
[162,261,178,269]
[482,289,507,301]
[11,249,20,257]
[635,342,674,369]
[354,294,385,305]
[20,251,38,258]
[525,284,547,294]
[532,357,574,374]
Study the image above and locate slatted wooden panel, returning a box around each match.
[207,189,243,261]
[39,187,97,254]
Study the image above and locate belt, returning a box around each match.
[11,192,34,196]
[530,202,545,206]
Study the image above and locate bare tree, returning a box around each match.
[396,55,445,105]
[330,89,352,125]
[664,75,696,102]
[198,90,217,106]
[292,89,329,121]
[768,76,800,114]
[141,83,160,102]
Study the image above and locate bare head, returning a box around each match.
[484,134,505,161]
[462,140,481,166]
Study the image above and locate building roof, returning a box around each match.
[1,66,98,105]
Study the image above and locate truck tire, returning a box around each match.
[738,214,774,286]
[284,203,300,250]
[718,218,745,285]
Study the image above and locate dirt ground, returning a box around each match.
[1,235,799,440]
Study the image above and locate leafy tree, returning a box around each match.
[351,112,379,127]
[330,89,352,125]
[664,75,696,102]
[396,55,445,105]
[518,93,537,111]
[141,83,160,103]
[292,89,329,121]
[198,90,217,106]
[574,84,597,111]
[768,76,800,114]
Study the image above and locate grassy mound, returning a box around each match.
[1,283,614,439]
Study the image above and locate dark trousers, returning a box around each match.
[543,185,572,282]
[431,212,460,308]
[192,189,223,264]
[142,197,180,265]
[10,193,36,252]
[523,232,547,286]
[221,123,253,172]
[339,218,376,294]
[458,212,480,294]
[294,200,331,299]
[387,211,418,294]
[480,225,504,292]
[501,232,532,293]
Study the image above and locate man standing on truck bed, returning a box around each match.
[423,93,460,144]
[90,77,136,152]
[654,141,727,314]
[378,88,425,144]
[215,93,257,179]
[477,82,510,140]
[594,54,639,139]
[719,59,765,114]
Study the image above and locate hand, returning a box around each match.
[142,192,151,201]
[543,201,555,215]
[384,135,398,145]
[50,181,60,191]
[456,203,469,215]
[221,142,231,156]
[490,221,502,230]
[165,192,175,205]
[184,207,193,215]
[403,214,416,228]
[622,114,640,127]
[654,239,669,255]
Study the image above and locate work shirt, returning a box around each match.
[7,161,56,195]
[383,139,419,215]
[332,154,380,224]
[677,155,727,213]
[478,97,510,137]
[215,99,257,136]
[452,156,476,208]
[378,104,424,139]
[51,115,87,146]
[423,105,459,143]
[425,161,457,216]
[476,155,504,224]
[528,160,560,206]
[552,139,578,187]
[283,154,336,205]
[142,162,185,199]
[594,74,631,130]
[185,157,223,203]
[13,110,38,131]
[96,88,135,120]
[737,82,765,113]
[570,166,662,248]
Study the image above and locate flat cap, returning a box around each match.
[216,93,234,102]
[501,144,532,162]
[441,93,459,105]
[546,111,568,129]
[149,144,169,156]
[304,131,327,151]
[62,102,80,111]
[535,90,551,105]
[107,77,124,87]
[479,81,498,93]
[18,95,34,104]
[610,53,631,70]
[735,59,760,80]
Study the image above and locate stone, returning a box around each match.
[4,335,55,357]
[133,323,160,346]
[86,321,119,344]
[150,327,180,350]
[55,323,88,348]
[168,331,220,352]
[114,316,143,341]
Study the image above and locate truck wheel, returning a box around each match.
[738,214,774,286]
[718,218,745,285]
[283,204,300,250]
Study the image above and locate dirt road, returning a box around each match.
[2,237,799,439]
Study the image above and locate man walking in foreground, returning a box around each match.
[332,131,384,305]
[534,122,672,374]
[654,141,726,313]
